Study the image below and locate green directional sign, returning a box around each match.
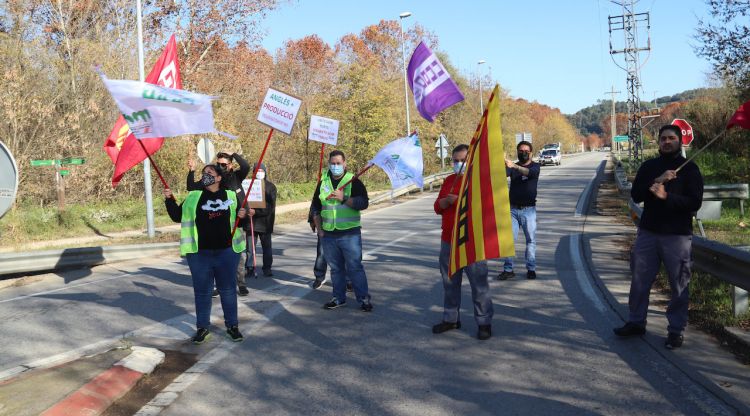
[30,159,56,167]
[59,170,70,176]
[61,157,85,165]
[613,135,629,143]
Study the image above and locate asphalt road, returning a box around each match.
[0,152,738,415]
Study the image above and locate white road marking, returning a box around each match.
[569,233,606,312]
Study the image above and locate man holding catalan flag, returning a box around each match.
[432,85,515,341]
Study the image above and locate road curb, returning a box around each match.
[40,346,164,416]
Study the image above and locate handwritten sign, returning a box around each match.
[257,88,302,135]
[308,115,340,145]
[242,179,266,209]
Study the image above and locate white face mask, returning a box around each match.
[256,171,265,180]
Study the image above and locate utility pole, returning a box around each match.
[608,0,650,165]
[605,86,621,151]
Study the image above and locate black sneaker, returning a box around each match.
[346,281,353,292]
[263,269,273,277]
[211,289,219,298]
[226,326,244,342]
[665,333,684,350]
[323,298,346,309]
[527,270,537,280]
[360,301,373,312]
[192,327,211,344]
[496,271,515,280]
[432,321,461,334]
[238,286,249,296]
[613,322,646,337]
[477,325,492,340]
[311,278,325,290]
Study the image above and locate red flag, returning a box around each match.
[727,100,750,130]
[104,34,182,187]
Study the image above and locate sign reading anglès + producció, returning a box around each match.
[257,88,302,135]
[308,115,339,145]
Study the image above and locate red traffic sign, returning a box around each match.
[671,119,694,146]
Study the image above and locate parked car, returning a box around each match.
[540,149,561,166]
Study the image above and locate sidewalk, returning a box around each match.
[583,159,750,413]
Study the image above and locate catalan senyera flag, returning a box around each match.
[448,84,514,276]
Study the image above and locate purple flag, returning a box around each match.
[407,41,465,122]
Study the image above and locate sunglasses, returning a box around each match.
[218,163,229,168]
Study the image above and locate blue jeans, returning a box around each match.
[321,233,370,304]
[314,235,328,280]
[439,242,493,325]
[186,248,240,329]
[503,206,537,272]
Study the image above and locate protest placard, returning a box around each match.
[257,88,302,135]
[308,115,339,145]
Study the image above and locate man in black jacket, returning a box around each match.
[242,162,277,283]
[187,152,250,193]
[614,124,704,350]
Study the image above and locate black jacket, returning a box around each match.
[187,153,250,193]
[244,179,277,234]
[631,154,703,235]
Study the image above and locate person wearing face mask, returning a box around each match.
[164,165,248,344]
[614,125,703,350]
[310,150,373,312]
[241,162,277,283]
[497,140,541,281]
[187,151,250,193]
[432,144,494,340]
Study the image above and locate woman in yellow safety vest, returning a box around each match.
[163,164,248,344]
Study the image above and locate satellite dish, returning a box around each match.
[0,141,19,219]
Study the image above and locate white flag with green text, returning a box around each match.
[370,133,424,189]
[100,75,219,139]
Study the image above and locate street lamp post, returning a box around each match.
[478,60,486,114]
[399,11,412,136]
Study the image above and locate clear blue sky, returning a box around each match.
[259,0,713,114]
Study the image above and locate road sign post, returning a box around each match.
[435,134,450,171]
[30,157,85,212]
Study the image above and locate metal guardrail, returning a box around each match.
[0,243,178,276]
[370,171,452,204]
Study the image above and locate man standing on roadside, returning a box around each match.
[311,150,373,312]
[614,124,703,350]
[432,144,493,340]
[497,140,541,281]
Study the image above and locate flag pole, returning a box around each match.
[448,104,489,195]
[317,143,325,181]
[230,128,275,239]
[675,130,725,173]
[326,163,374,199]
[135,139,173,199]
[135,0,156,238]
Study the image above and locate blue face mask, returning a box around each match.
[452,161,465,175]
[329,164,345,176]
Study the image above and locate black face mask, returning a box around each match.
[517,152,530,163]
[201,173,216,186]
